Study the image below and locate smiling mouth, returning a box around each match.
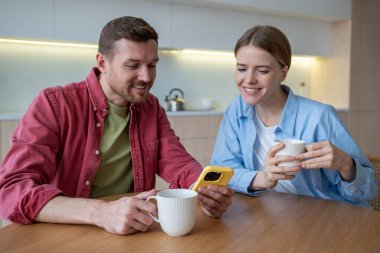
[132,84,148,90]
[243,87,261,93]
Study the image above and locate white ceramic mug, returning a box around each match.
[146,189,198,236]
[201,98,214,111]
[274,139,306,168]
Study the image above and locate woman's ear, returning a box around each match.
[281,65,289,81]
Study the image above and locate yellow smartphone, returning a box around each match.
[192,166,234,191]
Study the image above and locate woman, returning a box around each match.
[211,25,377,208]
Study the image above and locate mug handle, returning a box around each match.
[146,196,160,223]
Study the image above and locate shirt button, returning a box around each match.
[103,109,107,112]
[95,150,100,155]
[96,123,101,128]
[85,181,90,186]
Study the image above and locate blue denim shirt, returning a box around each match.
[211,86,378,208]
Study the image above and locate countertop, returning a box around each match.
[166,110,224,116]
[0,108,350,120]
[0,110,224,120]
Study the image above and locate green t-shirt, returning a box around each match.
[90,101,134,198]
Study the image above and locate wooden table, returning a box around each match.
[1,192,379,253]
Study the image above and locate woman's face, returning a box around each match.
[235,45,288,106]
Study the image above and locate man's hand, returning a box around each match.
[196,185,234,218]
[36,189,158,236]
[95,189,157,235]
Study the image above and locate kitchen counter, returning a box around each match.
[0,110,225,120]
[0,108,351,120]
[166,110,224,116]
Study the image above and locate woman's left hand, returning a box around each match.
[296,140,356,182]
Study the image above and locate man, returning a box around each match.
[0,16,234,235]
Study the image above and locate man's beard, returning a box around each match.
[109,81,151,104]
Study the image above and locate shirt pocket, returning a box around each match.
[141,140,159,185]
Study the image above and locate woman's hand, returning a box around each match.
[252,143,301,190]
[296,141,356,182]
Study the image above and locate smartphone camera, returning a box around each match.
[204,172,222,181]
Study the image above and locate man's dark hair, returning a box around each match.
[98,16,158,60]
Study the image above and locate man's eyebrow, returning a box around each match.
[124,58,160,63]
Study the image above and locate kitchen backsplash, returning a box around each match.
[0,41,311,113]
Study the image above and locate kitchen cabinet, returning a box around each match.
[278,0,351,21]
[0,0,54,40]
[0,0,349,56]
[0,0,172,47]
[171,4,331,55]
[168,114,223,167]
[0,120,19,163]
[0,120,19,228]
[156,113,223,189]
[54,0,172,47]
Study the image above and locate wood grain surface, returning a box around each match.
[0,192,379,253]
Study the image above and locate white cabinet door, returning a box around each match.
[278,0,351,21]
[54,0,172,47]
[0,0,54,39]
[0,0,335,56]
[171,3,331,56]
[171,4,263,51]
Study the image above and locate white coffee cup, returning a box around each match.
[146,189,198,236]
[274,139,306,168]
[201,98,214,111]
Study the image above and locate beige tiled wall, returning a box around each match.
[347,0,380,156]
[311,21,351,110]
[312,1,380,157]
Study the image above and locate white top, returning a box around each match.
[253,108,296,194]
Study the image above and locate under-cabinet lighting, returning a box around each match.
[159,49,181,54]
[292,56,314,62]
[181,49,234,57]
[0,38,315,62]
[0,38,98,49]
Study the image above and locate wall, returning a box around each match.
[0,41,312,113]
[345,0,380,156]
[310,21,351,109]
[316,0,380,156]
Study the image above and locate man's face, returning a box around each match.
[97,39,159,106]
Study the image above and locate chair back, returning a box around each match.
[368,156,380,211]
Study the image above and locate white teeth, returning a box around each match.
[244,87,259,92]
[133,85,146,89]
